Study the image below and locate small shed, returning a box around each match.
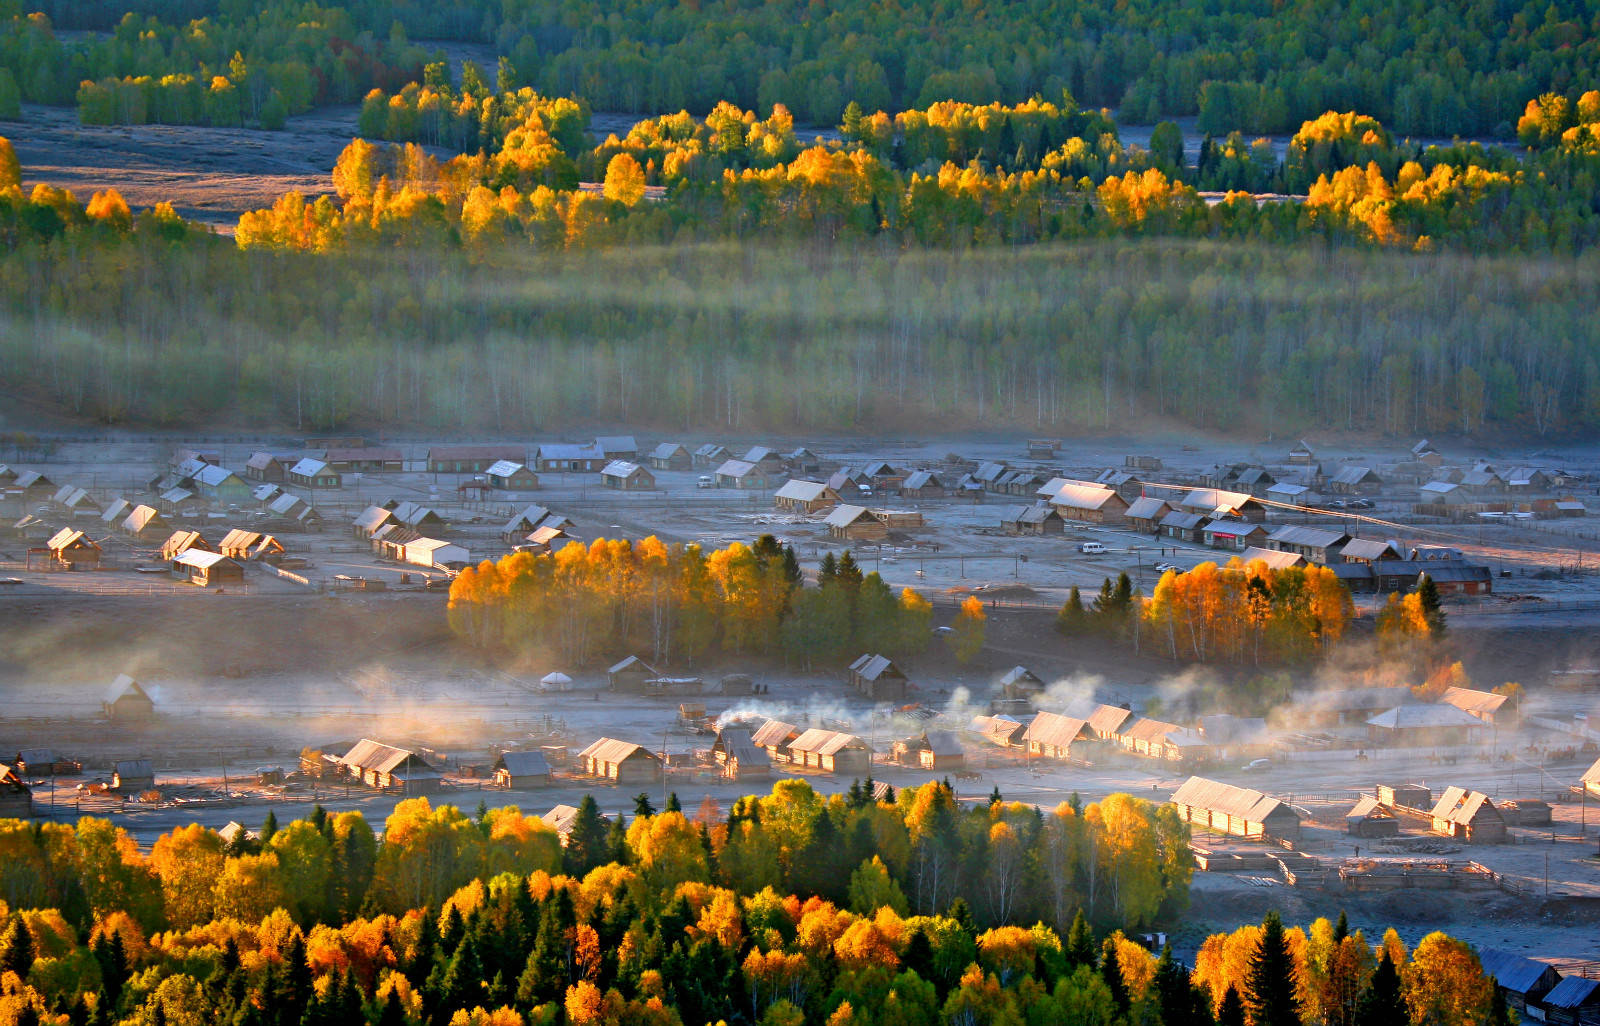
[1497,799,1552,827]
[494,750,554,788]
[997,665,1045,700]
[0,766,31,818]
[848,653,908,700]
[1023,712,1094,760]
[608,656,658,693]
[578,738,662,786]
[1429,786,1506,843]
[1170,775,1303,841]
[1001,503,1064,535]
[775,479,833,514]
[339,739,442,795]
[600,460,654,491]
[104,674,155,721]
[172,549,246,586]
[245,452,290,482]
[720,673,755,696]
[288,457,341,489]
[112,759,155,792]
[1376,783,1432,809]
[1345,796,1400,837]
[648,443,692,471]
[486,460,541,490]
[47,528,101,566]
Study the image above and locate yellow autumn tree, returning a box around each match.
[952,595,986,663]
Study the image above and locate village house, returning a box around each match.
[1000,469,1049,496]
[0,766,30,818]
[968,714,1027,748]
[1366,704,1485,746]
[1171,776,1303,840]
[595,436,639,460]
[1287,440,1316,464]
[287,458,340,489]
[540,805,583,845]
[601,460,655,491]
[427,446,527,474]
[112,759,156,792]
[607,656,657,693]
[648,443,693,471]
[1504,467,1553,492]
[251,484,280,504]
[900,470,947,499]
[219,529,284,561]
[1327,466,1383,494]
[172,549,246,586]
[47,527,101,567]
[1121,718,1209,762]
[1000,503,1064,535]
[100,498,131,527]
[1266,481,1316,506]
[862,461,907,493]
[997,665,1045,702]
[1369,560,1492,596]
[788,729,873,775]
[1440,686,1511,726]
[354,505,397,539]
[339,739,443,795]
[826,504,887,541]
[388,501,447,531]
[121,505,169,538]
[784,448,822,475]
[693,444,729,469]
[715,459,772,489]
[486,460,540,490]
[849,653,909,700]
[740,446,786,474]
[500,504,550,542]
[1240,546,1305,569]
[1461,468,1507,494]
[1340,539,1404,564]
[1083,704,1133,742]
[752,719,801,763]
[1265,525,1351,565]
[399,538,469,570]
[1022,712,1094,760]
[578,738,662,786]
[535,443,607,473]
[915,731,965,770]
[269,493,321,525]
[493,750,553,788]
[104,674,155,721]
[774,479,833,514]
[1201,520,1267,551]
[1429,786,1506,842]
[322,447,405,473]
[1416,481,1470,510]
[1542,977,1600,1026]
[1476,950,1562,1022]
[711,727,772,782]
[1181,488,1267,521]
[1047,482,1129,525]
[159,529,211,561]
[523,524,577,554]
[1377,782,1433,809]
[1124,496,1172,534]
[1094,469,1146,502]
[51,485,94,511]
[1160,511,1207,543]
[12,470,54,500]
[973,461,1009,491]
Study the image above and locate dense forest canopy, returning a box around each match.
[6,0,1599,134]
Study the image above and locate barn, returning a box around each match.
[578,738,662,786]
[104,674,155,721]
[1170,776,1303,841]
[1345,795,1400,837]
[339,739,443,795]
[1429,786,1506,843]
[849,653,908,700]
[493,750,553,788]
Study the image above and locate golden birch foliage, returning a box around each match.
[832,918,899,972]
[1193,925,1263,1012]
[1403,932,1495,1026]
[625,813,709,889]
[603,153,646,205]
[0,136,17,190]
[450,1008,525,1026]
[212,854,289,926]
[148,824,225,929]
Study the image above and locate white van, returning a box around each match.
[1078,541,1106,554]
[697,475,714,488]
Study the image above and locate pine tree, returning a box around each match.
[1416,574,1446,638]
[782,546,803,585]
[819,551,838,585]
[634,793,657,817]
[1064,909,1096,970]
[439,905,466,958]
[1218,984,1246,1026]
[1332,910,1349,944]
[606,814,630,864]
[1154,944,1207,1026]
[1056,586,1088,635]
[665,792,682,813]
[18,999,41,1026]
[1246,911,1303,1026]
[92,931,128,1009]
[988,786,1003,806]
[902,928,934,981]
[1101,937,1130,1016]
[0,918,35,978]
[565,795,610,877]
[1489,982,1512,1026]
[375,989,404,1026]
[409,906,439,980]
[261,810,279,844]
[1356,949,1406,1026]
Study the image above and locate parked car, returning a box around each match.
[1154,562,1180,573]
[1078,541,1106,554]
[696,475,714,488]
[1242,758,1272,772]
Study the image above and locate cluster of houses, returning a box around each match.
[352,501,468,571]
[1294,683,1515,745]
[1475,951,1600,1026]
[967,694,1272,769]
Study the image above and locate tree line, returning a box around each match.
[447,536,940,669]
[0,783,1511,1026]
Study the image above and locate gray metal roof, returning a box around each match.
[775,479,829,502]
[1241,546,1304,568]
[1368,705,1484,730]
[1330,466,1380,485]
[850,653,903,681]
[716,458,760,478]
[825,504,874,528]
[1543,976,1600,1008]
[1341,539,1402,561]
[485,459,528,478]
[1160,511,1205,530]
[496,751,551,776]
[1266,525,1350,548]
[1125,496,1171,520]
[114,759,154,778]
[596,435,638,453]
[651,443,688,460]
[903,470,943,489]
[1476,949,1558,996]
[608,655,656,675]
[1049,482,1121,511]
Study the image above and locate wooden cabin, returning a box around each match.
[104,674,155,721]
[1345,796,1400,837]
[0,766,31,818]
[752,719,801,763]
[849,653,908,700]
[486,460,541,490]
[46,527,101,566]
[112,759,156,792]
[1023,712,1094,760]
[608,656,658,693]
[339,739,443,795]
[774,479,833,514]
[600,460,655,491]
[578,738,662,786]
[493,750,554,788]
[1170,776,1303,841]
[648,443,693,471]
[1429,786,1506,843]
[788,729,872,775]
